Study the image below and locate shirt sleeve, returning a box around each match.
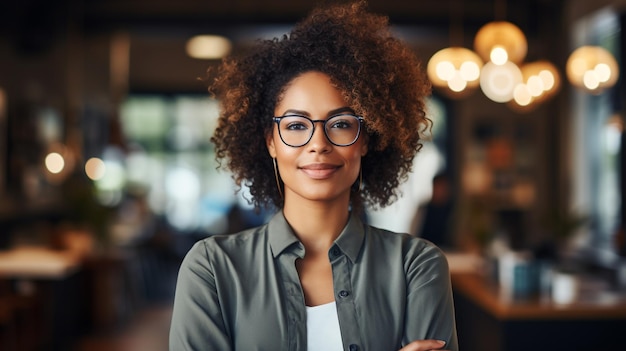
[169,240,232,351]
[402,241,459,351]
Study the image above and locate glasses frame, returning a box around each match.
[272,113,365,147]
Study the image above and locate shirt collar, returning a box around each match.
[267,210,365,263]
[333,212,365,263]
[268,211,301,258]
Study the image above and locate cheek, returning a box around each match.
[344,146,365,168]
[349,149,362,162]
[274,141,300,161]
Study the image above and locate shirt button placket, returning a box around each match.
[332,248,362,350]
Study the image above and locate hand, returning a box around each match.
[398,339,448,351]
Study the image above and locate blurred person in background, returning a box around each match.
[169,1,458,350]
[416,172,455,249]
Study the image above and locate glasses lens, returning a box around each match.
[277,116,314,147]
[325,114,361,146]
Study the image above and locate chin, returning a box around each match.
[292,188,352,203]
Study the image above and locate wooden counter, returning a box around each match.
[452,273,626,351]
[0,247,80,279]
[452,273,626,320]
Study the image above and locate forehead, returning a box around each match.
[275,71,347,115]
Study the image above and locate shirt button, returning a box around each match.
[338,290,350,298]
[330,248,340,257]
[349,344,359,351]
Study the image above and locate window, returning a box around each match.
[570,9,622,263]
[116,94,268,235]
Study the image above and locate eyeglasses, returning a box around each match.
[272,114,364,147]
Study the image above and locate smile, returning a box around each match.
[299,163,341,179]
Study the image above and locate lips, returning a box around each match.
[299,163,341,179]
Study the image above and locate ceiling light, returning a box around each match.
[513,84,532,106]
[43,142,75,184]
[566,46,619,93]
[523,61,560,97]
[427,47,483,98]
[480,61,522,103]
[508,60,560,112]
[474,21,527,65]
[186,35,232,60]
[490,46,509,65]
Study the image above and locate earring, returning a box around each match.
[353,166,363,193]
[359,166,363,191]
[273,157,283,198]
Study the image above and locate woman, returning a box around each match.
[169,1,458,350]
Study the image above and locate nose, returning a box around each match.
[307,122,332,152]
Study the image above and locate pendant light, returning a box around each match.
[186,35,232,60]
[508,60,561,112]
[474,0,526,103]
[566,46,619,94]
[480,61,523,103]
[474,21,528,66]
[427,0,562,109]
[427,47,483,97]
[473,0,527,65]
[426,0,483,98]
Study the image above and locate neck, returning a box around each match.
[283,196,351,255]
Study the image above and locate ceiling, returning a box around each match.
[82,0,566,43]
[2,0,566,46]
[0,0,569,93]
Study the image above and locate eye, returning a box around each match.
[281,116,311,131]
[328,116,357,129]
[285,121,309,130]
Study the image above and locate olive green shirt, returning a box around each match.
[169,211,458,351]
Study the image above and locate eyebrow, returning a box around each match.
[280,106,356,117]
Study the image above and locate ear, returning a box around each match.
[360,135,368,157]
[266,131,277,158]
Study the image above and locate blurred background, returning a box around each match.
[0,0,624,350]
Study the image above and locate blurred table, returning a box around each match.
[0,246,86,350]
[0,246,80,279]
[452,273,626,351]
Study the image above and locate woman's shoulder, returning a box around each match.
[365,224,447,261]
[204,223,268,247]
[366,224,435,246]
[185,223,269,260]
[177,225,270,279]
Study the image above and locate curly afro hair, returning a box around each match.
[209,0,431,212]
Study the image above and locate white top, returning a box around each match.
[306,301,343,351]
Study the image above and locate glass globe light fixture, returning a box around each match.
[566,46,619,93]
[474,21,527,65]
[427,47,483,98]
[480,61,523,103]
[508,60,561,112]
